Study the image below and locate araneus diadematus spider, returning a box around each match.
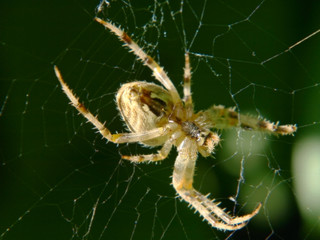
[54,17,297,231]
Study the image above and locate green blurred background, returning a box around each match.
[1,0,320,239]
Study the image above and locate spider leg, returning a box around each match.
[202,105,297,135]
[178,188,261,231]
[121,140,172,163]
[172,137,260,231]
[55,66,170,144]
[94,17,182,105]
[183,52,193,117]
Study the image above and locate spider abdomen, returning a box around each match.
[116,81,173,146]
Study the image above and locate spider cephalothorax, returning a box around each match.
[54,17,296,231]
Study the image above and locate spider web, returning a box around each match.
[1,0,320,239]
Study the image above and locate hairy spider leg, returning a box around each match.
[95,17,182,105]
[183,52,193,118]
[54,66,170,144]
[172,137,261,231]
[203,105,297,135]
[121,140,173,162]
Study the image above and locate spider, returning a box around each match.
[54,17,297,231]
